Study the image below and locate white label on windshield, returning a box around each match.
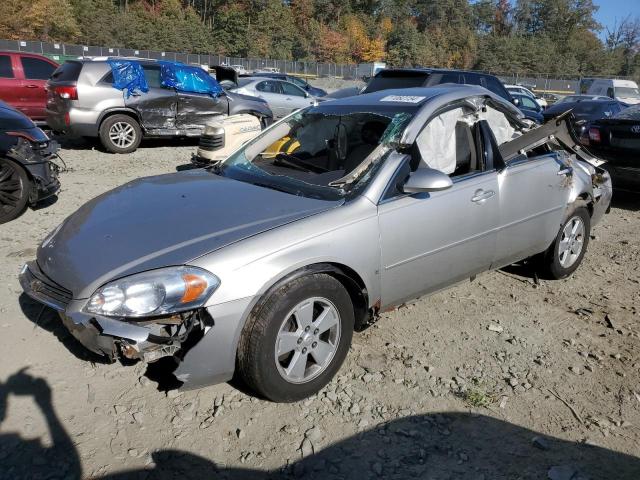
[380,95,426,103]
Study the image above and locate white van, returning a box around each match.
[577,78,640,105]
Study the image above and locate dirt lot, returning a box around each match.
[1,139,639,480]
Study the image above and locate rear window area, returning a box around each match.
[363,71,429,93]
[50,61,82,82]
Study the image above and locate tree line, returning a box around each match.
[2,0,639,79]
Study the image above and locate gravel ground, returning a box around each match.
[1,140,639,480]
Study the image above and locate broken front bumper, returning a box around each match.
[19,260,253,388]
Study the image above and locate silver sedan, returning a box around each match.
[20,85,612,402]
[231,77,317,118]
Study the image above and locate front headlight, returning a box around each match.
[85,266,220,318]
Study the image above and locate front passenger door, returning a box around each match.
[279,81,315,115]
[378,163,499,307]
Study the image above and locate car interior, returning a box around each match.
[228,103,525,193]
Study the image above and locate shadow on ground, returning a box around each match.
[1,369,638,480]
[611,190,640,212]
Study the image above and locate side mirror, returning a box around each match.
[513,97,520,106]
[304,91,310,98]
[403,168,453,194]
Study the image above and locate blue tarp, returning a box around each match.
[158,61,223,97]
[107,60,149,98]
[107,59,222,98]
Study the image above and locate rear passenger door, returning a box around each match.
[491,131,570,269]
[124,64,177,132]
[17,55,57,121]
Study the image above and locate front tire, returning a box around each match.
[237,273,354,402]
[540,206,590,279]
[0,158,30,224]
[99,114,142,154]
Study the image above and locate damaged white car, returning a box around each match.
[21,85,611,402]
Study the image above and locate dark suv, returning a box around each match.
[46,59,273,153]
[362,68,514,104]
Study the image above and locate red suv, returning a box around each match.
[0,51,58,122]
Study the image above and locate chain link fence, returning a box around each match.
[3,38,629,94]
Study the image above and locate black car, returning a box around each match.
[584,105,640,192]
[361,68,514,103]
[542,100,626,137]
[240,72,327,97]
[0,101,60,223]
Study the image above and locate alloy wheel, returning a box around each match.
[558,215,585,268]
[274,297,341,384]
[108,121,137,149]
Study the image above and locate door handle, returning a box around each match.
[25,84,38,88]
[285,97,292,101]
[471,189,495,203]
[557,167,573,176]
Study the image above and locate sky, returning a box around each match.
[593,0,640,34]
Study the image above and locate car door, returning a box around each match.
[279,81,315,115]
[0,54,17,111]
[176,91,227,130]
[17,55,57,121]
[491,126,571,269]
[175,68,228,130]
[254,80,288,118]
[377,113,499,307]
[124,64,178,132]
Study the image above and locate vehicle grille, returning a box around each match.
[23,262,73,310]
[199,133,224,151]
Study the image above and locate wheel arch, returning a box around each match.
[97,108,142,131]
[252,262,371,332]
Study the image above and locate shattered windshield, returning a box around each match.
[218,106,414,200]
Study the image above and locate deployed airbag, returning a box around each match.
[416,107,465,174]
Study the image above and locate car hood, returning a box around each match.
[37,169,340,298]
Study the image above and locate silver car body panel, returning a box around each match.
[22,85,612,389]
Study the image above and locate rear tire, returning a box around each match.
[539,205,590,279]
[237,273,354,402]
[0,158,30,224]
[99,114,142,154]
